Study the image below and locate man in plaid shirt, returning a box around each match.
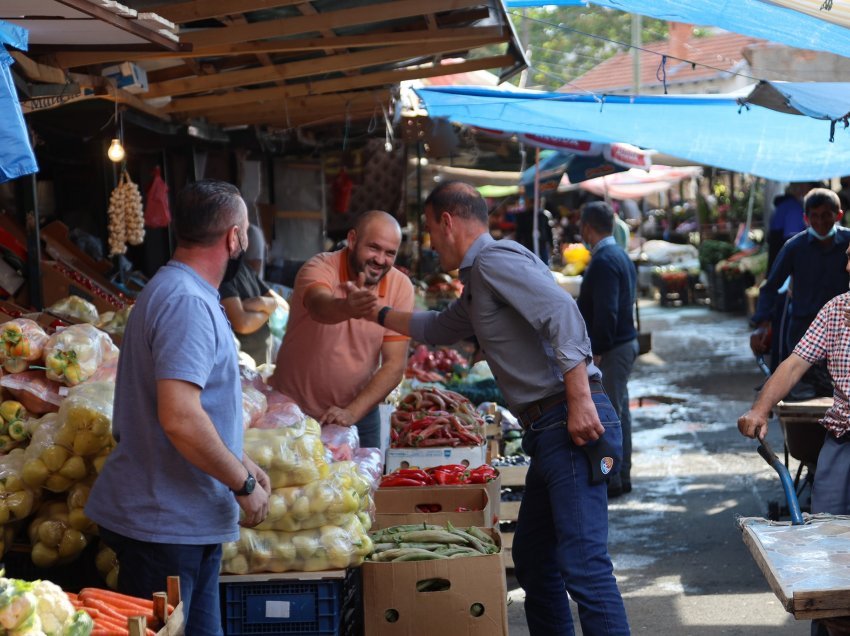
[738,261,850,516]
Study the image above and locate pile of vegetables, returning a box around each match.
[222,516,373,574]
[405,345,468,383]
[223,424,376,575]
[70,587,173,635]
[391,388,484,448]
[368,522,499,562]
[46,297,99,326]
[0,575,93,635]
[380,464,497,488]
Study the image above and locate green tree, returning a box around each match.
[506,6,670,91]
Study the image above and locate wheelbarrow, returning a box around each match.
[755,355,826,519]
[750,440,850,634]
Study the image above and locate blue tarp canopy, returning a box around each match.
[503,1,850,60]
[414,86,850,181]
[0,20,37,184]
[746,81,850,121]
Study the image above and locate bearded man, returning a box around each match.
[270,210,414,447]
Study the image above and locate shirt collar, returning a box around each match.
[592,235,616,255]
[338,248,389,297]
[459,233,495,282]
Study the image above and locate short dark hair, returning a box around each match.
[804,187,841,214]
[423,181,488,225]
[580,201,615,235]
[174,180,244,246]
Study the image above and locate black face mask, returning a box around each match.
[222,232,245,284]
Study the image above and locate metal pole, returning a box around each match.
[21,174,43,309]
[416,140,423,277]
[533,147,541,259]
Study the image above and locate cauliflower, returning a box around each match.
[0,576,91,636]
[0,578,38,631]
[31,580,73,635]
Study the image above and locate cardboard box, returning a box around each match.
[362,528,507,636]
[385,444,487,472]
[102,62,149,94]
[374,486,491,530]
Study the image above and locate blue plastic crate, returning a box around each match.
[222,578,342,635]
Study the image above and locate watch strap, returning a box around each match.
[377,306,392,327]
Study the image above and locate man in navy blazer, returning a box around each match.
[577,201,639,498]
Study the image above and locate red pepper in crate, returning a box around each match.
[380,476,428,488]
[468,465,498,484]
[428,464,470,485]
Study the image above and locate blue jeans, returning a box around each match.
[354,406,381,448]
[513,393,630,636]
[99,527,224,636]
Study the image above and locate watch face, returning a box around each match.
[245,475,256,495]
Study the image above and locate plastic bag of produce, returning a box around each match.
[28,500,91,568]
[352,447,384,493]
[22,416,91,493]
[53,382,115,457]
[0,370,64,414]
[221,515,373,574]
[320,424,359,461]
[47,295,100,324]
[257,471,361,533]
[96,306,132,336]
[242,384,268,431]
[66,482,97,534]
[243,426,328,489]
[253,397,306,430]
[0,449,40,523]
[44,324,119,386]
[0,319,48,374]
[95,542,119,590]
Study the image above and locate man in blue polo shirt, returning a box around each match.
[86,180,270,635]
[750,188,849,399]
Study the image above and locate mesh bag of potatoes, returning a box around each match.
[243,419,329,489]
[52,382,115,458]
[0,448,40,525]
[28,500,93,568]
[22,416,92,494]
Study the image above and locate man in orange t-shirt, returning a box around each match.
[270,210,414,447]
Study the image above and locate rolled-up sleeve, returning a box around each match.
[477,246,592,375]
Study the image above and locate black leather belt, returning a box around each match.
[518,380,606,429]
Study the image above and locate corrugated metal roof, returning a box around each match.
[566,32,761,94]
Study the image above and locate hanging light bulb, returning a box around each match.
[107,138,125,162]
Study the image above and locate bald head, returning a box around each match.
[347,210,402,286]
[353,210,401,237]
[424,181,488,225]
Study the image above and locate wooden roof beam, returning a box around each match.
[165,54,514,114]
[54,0,187,52]
[52,25,505,68]
[149,0,306,24]
[182,0,487,48]
[145,36,501,98]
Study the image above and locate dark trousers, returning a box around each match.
[99,527,224,636]
[354,406,381,448]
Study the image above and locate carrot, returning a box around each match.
[80,588,154,610]
[84,598,130,623]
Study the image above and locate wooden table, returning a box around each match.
[741,516,850,621]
